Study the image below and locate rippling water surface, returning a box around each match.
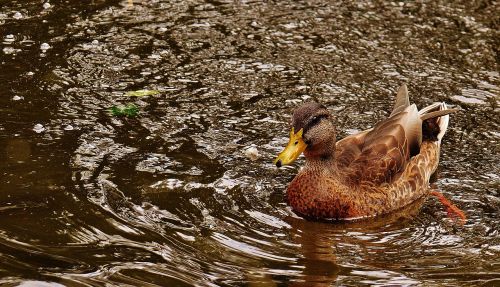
[1,0,498,286]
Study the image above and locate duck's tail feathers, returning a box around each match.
[419,103,457,143]
[390,84,410,116]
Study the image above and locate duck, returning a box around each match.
[274,84,457,220]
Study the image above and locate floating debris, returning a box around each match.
[243,146,259,161]
[124,89,160,97]
[110,103,139,117]
[12,95,23,101]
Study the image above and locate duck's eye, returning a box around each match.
[294,141,299,145]
[310,116,321,126]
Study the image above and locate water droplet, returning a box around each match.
[33,124,45,133]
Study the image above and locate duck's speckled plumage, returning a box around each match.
[276,84,456,220]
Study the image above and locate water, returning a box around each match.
[1,0,498,286]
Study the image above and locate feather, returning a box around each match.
[390,84,410,116]
[420,108,458,121]
[343,100,423,185]
[336,130,369,168]
[420,102,456,142]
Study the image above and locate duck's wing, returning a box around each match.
[337,84,458,186]
[336,84,412,169]
[335,130,369,169]
[340,84,424,185]
[346,104,422,185]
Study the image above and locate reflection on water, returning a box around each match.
[0,0,498,286]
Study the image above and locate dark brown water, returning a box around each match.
[1,0,499,286]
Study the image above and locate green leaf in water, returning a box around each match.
[125,89,160,97]
[110,103,139,117]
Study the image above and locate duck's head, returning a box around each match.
[274,102,336,168]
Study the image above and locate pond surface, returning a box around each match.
[0,0,499,286]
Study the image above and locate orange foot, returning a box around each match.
[430,191,466,225]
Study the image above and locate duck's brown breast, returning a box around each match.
[286,172,362,219]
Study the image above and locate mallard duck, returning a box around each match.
[274,84,457,220]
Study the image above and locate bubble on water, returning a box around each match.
[26,71,34,76]
[12,12,23,19]
[40,42,51,51]
[64,124,74,131]
[43,2,51,9]
[12,96,23,101]
[33,124,45,133]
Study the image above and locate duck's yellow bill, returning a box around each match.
[274,128,307,168]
